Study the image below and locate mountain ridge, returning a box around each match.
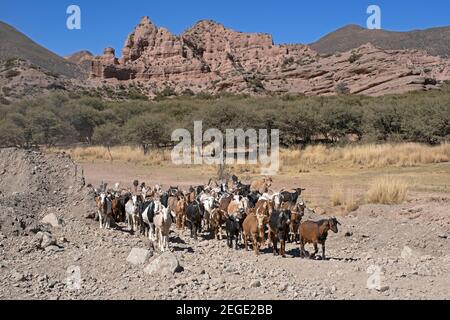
[310,24,450,57]
[0,21,86,79]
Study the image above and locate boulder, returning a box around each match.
[143,252,181,276]
[34,231,57,249]
[41,213,65,228]
[126,248,153,265]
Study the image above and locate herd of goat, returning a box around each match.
[92,176,341,260]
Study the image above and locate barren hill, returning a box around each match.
[310,24,450,58]
[0,21,85,79]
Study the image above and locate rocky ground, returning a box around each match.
[0,148,449,300]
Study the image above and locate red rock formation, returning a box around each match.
[90,16,450,97]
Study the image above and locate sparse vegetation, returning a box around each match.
[335,82,350,94]
[331,186,344,206]
[348,52,362,63]
[367,176,410,204]
[5,69,20,78]
[282,57,295,67]
[0,85,449,149]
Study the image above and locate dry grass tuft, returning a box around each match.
[54,146,172,166]
[344,191,360,212]
[281,143,450,170]
[51,143,450,174]
[367,176,410,204]
[330,185,345,206]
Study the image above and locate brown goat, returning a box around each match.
[250,177,273,194]
[210,208,227,240]
[299,217,340,260]
[175,197,188,230]
[111,197,121,223]
[242,209,266,255]
[281,201,305,243]
[218,195,233,212]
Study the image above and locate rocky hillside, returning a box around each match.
[0,21,86,79]
[1,18,450,100]
[65,51,94,73]
[0,58,83,103]
[310,24,450,58]
[90,17,450,97]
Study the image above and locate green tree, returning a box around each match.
[0,121,25,147]
[92,124,122,161]
[124,113,173,155]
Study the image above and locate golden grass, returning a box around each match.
[55,146,172,166]
[366,176,410,204]
[330,185,345,206]
[330,186,360,212]
[281,143,450,169]
[51,143,450,174]
[344,191,360,212]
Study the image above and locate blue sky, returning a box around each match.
[1,0,449,57]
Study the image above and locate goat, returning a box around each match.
[225,213,243,250]
[210,208,226,240]
[175,197,187,230]
[96,192,113,229]
[250,177,273,194]
[186,200,204,240]
[299,217,340,260]
[280,201,305,243]
[200,195,216,231]
[154,207,174,252]
[242,209,266,255]
[125,195,140,233]
[280,188,305,204]
[268,210,291,257]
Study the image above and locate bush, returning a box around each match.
[5,69,20,78]
[367,177,410,204]
[335,82,350,94]
[349,52,362,64]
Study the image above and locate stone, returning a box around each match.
[12,271,26,282]
[44,245,64,252]
[279,283,289,292]
[41,213,64,228]
[144,252,181,276]
[126,248,153,266]
[250,280,261,288]
[377,286,390,292]
[35,231,57,249]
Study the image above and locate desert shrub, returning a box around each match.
[282,57,295,67]
[349,52,362,63]
[335,82,350,94]
[367,177,410,204]
[0,95,10,105]
[5,69,20,78]
[330,186,344,206]
[0,120,25,147]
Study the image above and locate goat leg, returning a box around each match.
[322,243,326,261]
[300,241,306,258]
[311,242,319,259]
